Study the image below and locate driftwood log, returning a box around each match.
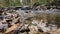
[5,23,19,34]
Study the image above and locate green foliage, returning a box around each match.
[0,0,60,7]
[0,0,21,7]
[33,0,59,6]
[9,0,21,6]
[0,0,9,7]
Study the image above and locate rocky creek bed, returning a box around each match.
[0,8,60,34]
